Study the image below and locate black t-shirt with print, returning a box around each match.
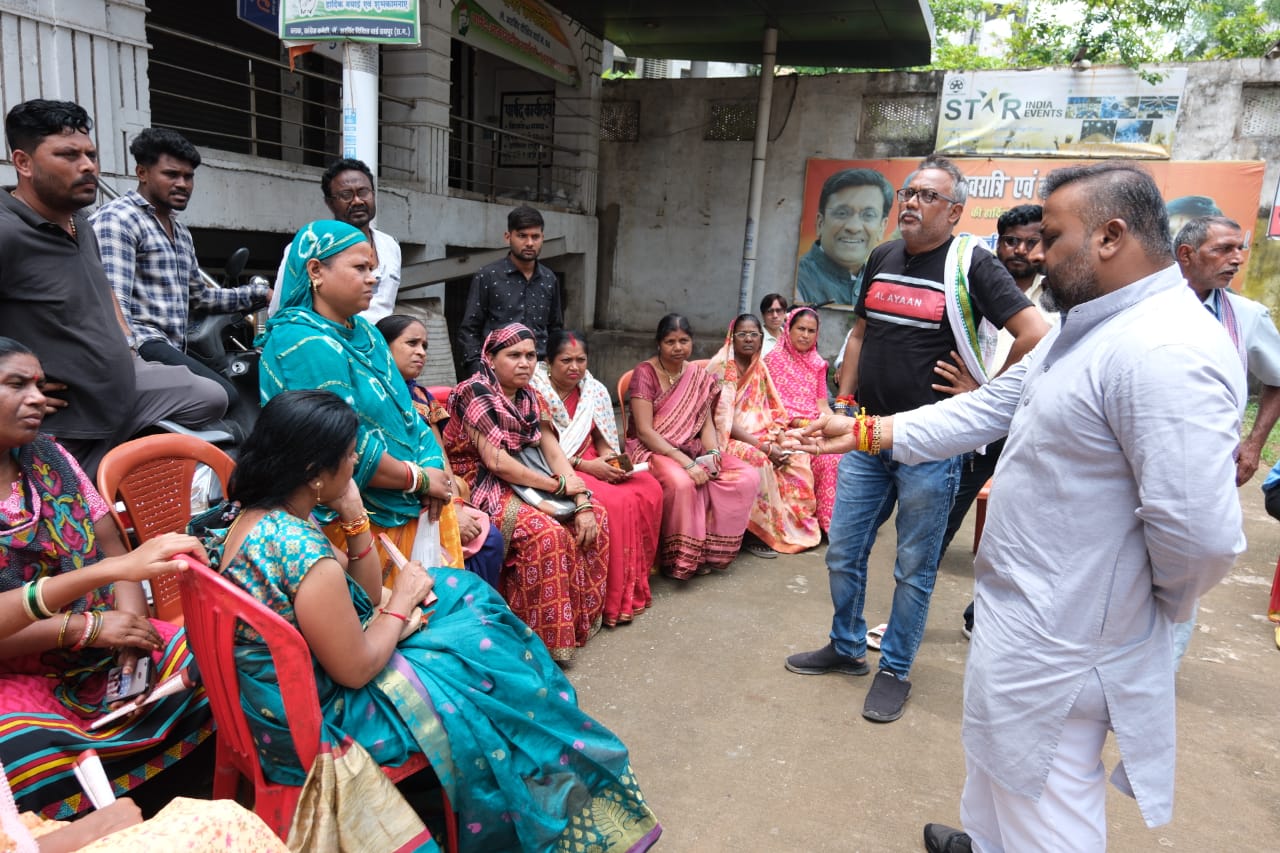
[853,236,1031,416]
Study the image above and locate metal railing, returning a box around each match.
[144,25,595,212]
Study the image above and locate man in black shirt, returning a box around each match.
[786,155,1049,724]
[0,99,225,476]
[457,205,562,376]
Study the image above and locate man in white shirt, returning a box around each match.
[1169,215,1280,664]
[801,162,1244,851]
[269,158,402,322]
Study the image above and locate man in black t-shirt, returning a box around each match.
[786,155,1049,724]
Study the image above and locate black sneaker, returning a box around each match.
[862,670,912,722]
[962,601,974,640]
[923,823,972,853]
[784,642,870,676]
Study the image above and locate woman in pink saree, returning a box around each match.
[707,314,821,554]
[624,314,759,580]
[764,307,839,532]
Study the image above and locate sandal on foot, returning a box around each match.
[867,622,888,652]
[744,541,778,559]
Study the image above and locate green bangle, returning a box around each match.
[573,502,594,514]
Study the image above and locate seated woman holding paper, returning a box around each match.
[202,389,660,853]
[0,337,212,818]
[443,325,609,660]
[258,220,460,573]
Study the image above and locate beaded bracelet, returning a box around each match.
[339,513,371,536]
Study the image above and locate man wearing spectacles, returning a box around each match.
[788,155,1048,725]
[795,169,894,307]
[269,157,402,322]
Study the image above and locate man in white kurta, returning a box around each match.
[802,163,1246,851]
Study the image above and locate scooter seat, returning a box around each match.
[154,419,237,446]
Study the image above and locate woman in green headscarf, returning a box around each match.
[259,220,460,571]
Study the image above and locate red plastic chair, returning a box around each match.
[424,385,454,405]
[97,434,236,624]
[176,556,456,848]
[616,369,634,435]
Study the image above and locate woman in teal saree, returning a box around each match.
[201,389,660,853]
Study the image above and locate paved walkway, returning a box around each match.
[566,482,1280,851]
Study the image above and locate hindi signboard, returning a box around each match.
[452,0,580,87]
[280,0,419,45]
[500,92,555,167]
[796,157,1266,310]
[936,68,1187,159]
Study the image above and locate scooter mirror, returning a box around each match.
[225,247,250,282]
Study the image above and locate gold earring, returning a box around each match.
[314,481,322,502]
[310,277,320,291]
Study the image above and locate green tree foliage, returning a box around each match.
[927,0,1280,72]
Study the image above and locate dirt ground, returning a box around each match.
[566,480,1280,852]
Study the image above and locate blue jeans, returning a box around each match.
[826,449,961,677]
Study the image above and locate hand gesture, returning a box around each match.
[573,507,598,547]
[685,462,710,486]
[389,560,434,612]
[41,381,70,416]
[93,610,162,653]
[932,351,979,396]
[121,533,207,582]
[585,458,627,484]
[329,479,366,520]
[457,505,484,543]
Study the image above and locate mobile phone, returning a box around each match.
[104,657,152,705]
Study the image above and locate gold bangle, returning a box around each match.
[56,612,73,648]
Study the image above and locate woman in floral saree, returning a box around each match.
[764,307,839,533]
[0,338,211,818]
[204,389,661,853]
[706,314,821,554]
[624,314,758,579]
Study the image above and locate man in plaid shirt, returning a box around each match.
[91,128,271,407]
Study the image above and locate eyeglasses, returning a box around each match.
[998,235,1041,251]
[896,187,959,205]
[824,205,885,225]
[329,187,373,203]
[763,306,787,315]
[733,332,762,340]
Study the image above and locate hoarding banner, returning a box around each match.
[452,0,580,87]
[936,68,1187,159]
[279,0,419,45]
[796,157,1266,310]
